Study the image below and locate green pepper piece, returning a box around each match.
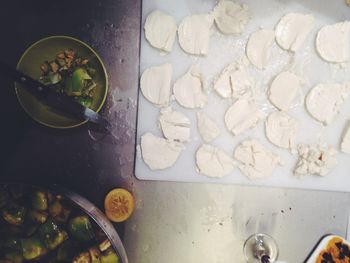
[0,190,9,208]
[65,68,91,96]
[28,210,48,224]
[56,240,79,262]
[4,250,24,263]
[38,219,68,250]
[68,215,95,242]
[31,191,48,211]
[2,203,26,226]
[77,97,93,108]
[21,236,48,260]
[100,249,119,263]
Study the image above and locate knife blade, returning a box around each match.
[0,61,111,132]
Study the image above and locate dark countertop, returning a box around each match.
[0,0,141,234]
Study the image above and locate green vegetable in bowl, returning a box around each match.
[28,210,48,224]
[68,215,95,242]
[2,203,26,226]
[38,219,68,250]
[31,191,48,211]
[21,236,48,260]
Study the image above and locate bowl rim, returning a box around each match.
[15,35,109,129]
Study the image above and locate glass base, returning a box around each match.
[243,233,279,263]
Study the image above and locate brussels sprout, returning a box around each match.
[21,236,48,260]
[4,250,23,263]
[56,240,79,262]
[68,216,94,242]
[31,191,48,211]
[72,251,90,263]
[28,210,48,224]
[49,200,71,223]
[2,203,26,226]
[38,219,68,250]
[0,190,9,208]
[100,249,119,263]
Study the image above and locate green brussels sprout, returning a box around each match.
[21,236,48,260]
[38,219,68,250]
[31,191,48,211]
[68,216,94,242]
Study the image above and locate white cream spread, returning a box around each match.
[265,111,298,150]
[159,107,191,142]
[341,122,350,154]
[305,83,350,125]
[225,99,262,135]
[144,10,177,52]
[246,29,275,70]
[196,144,235,178]
[140,63,172,106]
[141,132,183,170]
[316,21,350,63]
[173,65,207,109]
[268,71,303,111]
[234,139,282,179]
[214,63,255,99]
[197,112,220,143]
[294,144,337,176]
[178,14,214,55]
[275,13,315,52]
[213,0,250,35]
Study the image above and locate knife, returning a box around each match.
[0,61,111,132]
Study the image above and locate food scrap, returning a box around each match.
[104,188,135,223]
[39,48,97,108]
[316,236,350,263]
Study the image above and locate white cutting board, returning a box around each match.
[135,0,350,192]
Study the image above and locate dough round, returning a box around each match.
[316,21,350,63]
[246,29,275,70]
[197,112,220,143]
[214,0,249,35]
[173,66,207,108]
[305,83,350,125]
[234,139,282,179]
[141,133,183,170]
[268,71,302,111]
[265,111,298,149]
[178,14,213,55]
[159,108,191,142]
[225,99,262,135]
[196,144,234,178]
[140,63,172,106]
[275,13,314,52]
[144,10,177,52]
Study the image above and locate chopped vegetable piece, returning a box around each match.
[28,210,48,224]
[77,97,93,108]
[21,236,48,260]
[100,249,119,263]
[50,61,59,73]
[68,215,95,242]
[99,240,111,252]
[66,68,92,96]
[89,247,102,263]
[72,251,90,263]
[40,62,49,74]
[104,188,135,223]
[31,191,48,211]
[49,200,63,217]
[4,250,23,263]
[38,219,68,250]
[65,49,75,59]
[2,203,26,226]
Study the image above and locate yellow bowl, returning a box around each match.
[15,36,108,128]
